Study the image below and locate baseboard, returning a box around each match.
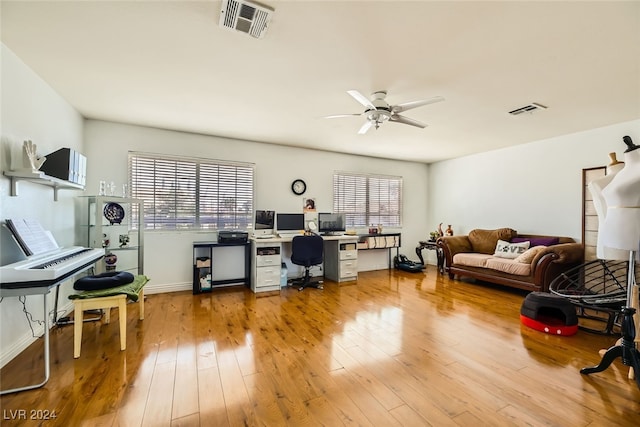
[144,281,191,294]
[0,323,44,369]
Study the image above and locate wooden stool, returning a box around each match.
[73,288,144,358]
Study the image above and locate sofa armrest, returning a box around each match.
[531,242,584,267]
[437,235,473,272]
[531,242,584,291]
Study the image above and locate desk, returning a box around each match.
[416,240,444,274]
[192,241,250,294]
[250,235,359,292]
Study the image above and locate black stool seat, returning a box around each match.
[74,271,135,291]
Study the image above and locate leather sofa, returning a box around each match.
[437,228,584,292]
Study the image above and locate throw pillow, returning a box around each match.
[514,245,547,264]
[494,239,530,259]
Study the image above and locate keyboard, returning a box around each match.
[277,232,304,239]
[254,235,277,239]
[0,246,105,288]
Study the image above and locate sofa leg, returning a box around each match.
[448,273,454,279]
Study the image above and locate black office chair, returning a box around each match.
[290,234,324,291]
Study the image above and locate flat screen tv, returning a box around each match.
[277,213,305,232]
[318,212,346,235]
[254,210,275,236]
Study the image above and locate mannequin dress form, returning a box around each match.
[581,136,640,388]
[588,153,627,260]
[599,145,640,257]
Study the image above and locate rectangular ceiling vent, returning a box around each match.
[220,0,274,39]
[508,103,548,116]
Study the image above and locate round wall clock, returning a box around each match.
[291,179,307,195]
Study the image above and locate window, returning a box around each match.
[333,172,402,228]
[582,166,606,261]
[128,152,254,230]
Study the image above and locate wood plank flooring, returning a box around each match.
[1,267,639,426]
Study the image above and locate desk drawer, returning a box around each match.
[340,249,357,260]
[340,259,358,278]
[256,266,281,288]
[256,254,280,267]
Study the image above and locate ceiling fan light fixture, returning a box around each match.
[327,90,444,134]
[366,110,391,123]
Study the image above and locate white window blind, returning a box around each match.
[128,152,254,230]
[333,172,402,228]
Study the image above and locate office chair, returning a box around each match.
[290,234,324,291]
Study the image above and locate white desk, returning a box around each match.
[250,235,359,293]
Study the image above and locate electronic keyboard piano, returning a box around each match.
[0,246,104,289]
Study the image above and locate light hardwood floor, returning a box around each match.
[1,267,639,426]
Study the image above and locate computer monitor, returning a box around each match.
[277,213,305,232]
[318,212,346,235]
[254,210,275,236]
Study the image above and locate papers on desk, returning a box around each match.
[5,218,60,256]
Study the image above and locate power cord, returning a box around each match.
[18,295,45,338]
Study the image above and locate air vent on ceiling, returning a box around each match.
[220,0,274,39]
[508,103,548,116]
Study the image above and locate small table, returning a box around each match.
[416,240,444,274]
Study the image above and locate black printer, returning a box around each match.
[218,231,248,244]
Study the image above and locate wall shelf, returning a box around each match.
[4,170,84,201]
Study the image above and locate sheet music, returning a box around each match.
[5,218,60,256]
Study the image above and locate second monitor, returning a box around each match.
[318,212,346,235]
[277,213,305,233]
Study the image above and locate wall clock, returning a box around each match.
[291,179,306,195]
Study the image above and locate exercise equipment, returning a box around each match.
[520,292,578,336]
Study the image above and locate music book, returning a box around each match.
[4,218,60,256]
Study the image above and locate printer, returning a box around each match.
[218,231,248,244]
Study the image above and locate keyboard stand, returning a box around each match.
[0,262,99,395]
[0,285,54,395]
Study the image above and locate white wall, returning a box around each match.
[84,120,431,293]
[0,45,85,367]
[429,119,640,240]
[3,39,637,370]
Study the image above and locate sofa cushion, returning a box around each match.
[514,245,547,264]
[453,253,494,268]
[494,239,530,259]
[485,257,532,276]
[512,236,560,247]
[468,228,517,254]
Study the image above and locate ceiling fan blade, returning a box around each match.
[324,113,363,119]
[358,121,374,134]
[389,114,427,128]
[347,90,376,110]
[392,96,445,113]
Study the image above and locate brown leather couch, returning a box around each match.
[437,228,584,292]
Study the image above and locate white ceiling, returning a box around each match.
[2,1,639,163]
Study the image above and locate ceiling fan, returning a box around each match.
[325,90,444,134]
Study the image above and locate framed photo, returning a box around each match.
[303,198,316,212]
